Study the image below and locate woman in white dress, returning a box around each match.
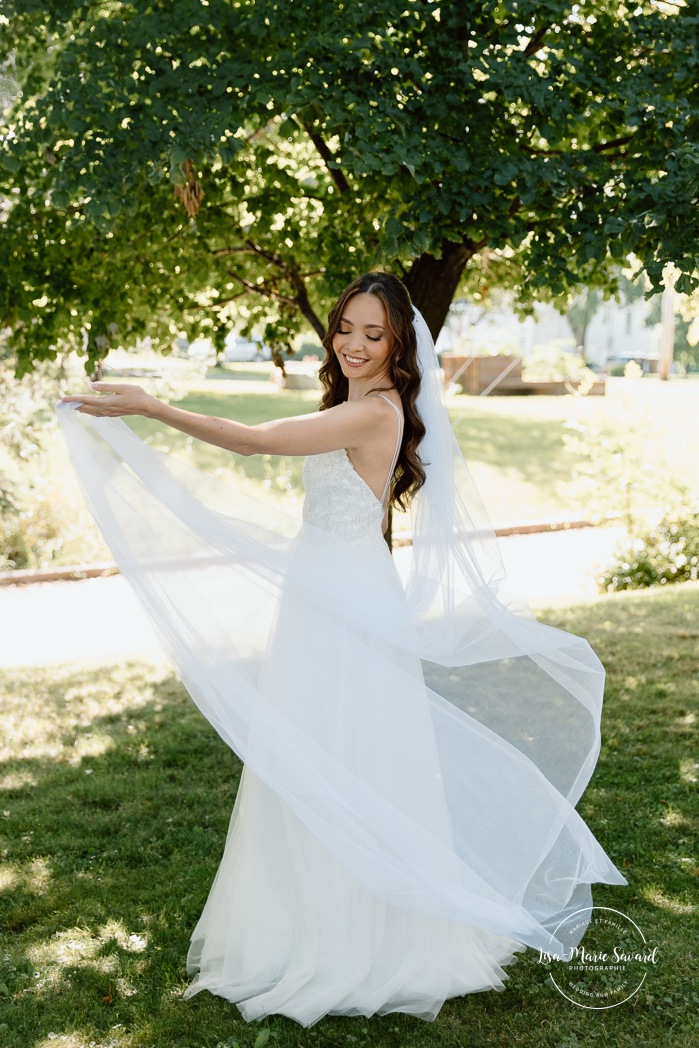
[59,272,628,1027]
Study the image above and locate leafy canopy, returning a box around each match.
[1,0,698,374]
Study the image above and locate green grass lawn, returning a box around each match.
[10,369,699,569]
[129,370,699,525]
[0,585,697,1047]
[128,385,318,513]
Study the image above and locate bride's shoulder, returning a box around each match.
[323,396,401,451]
[365,392,404,423]
[331,396,394,422]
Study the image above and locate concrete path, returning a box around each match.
[0,526,626,670]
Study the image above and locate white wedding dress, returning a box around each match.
[183,402,527,1024]
[56,317,628,1029]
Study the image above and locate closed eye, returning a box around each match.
[338,329,382,342]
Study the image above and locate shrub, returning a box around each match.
[624,360,644,379]
[563,396,690,535]
[600,511,699,591]
[522,341,588,382]
[0,354,110,570]
[293,341,324,360]
[1,361,58,567]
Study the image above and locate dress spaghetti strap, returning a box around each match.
[372,394,404,506]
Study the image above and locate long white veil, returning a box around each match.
[56,306,627,962]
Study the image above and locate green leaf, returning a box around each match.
[0,152,21,174]
[169,144,189,167]
[169,159,187,186]
[146,165,164,185]
[3,0,699,373]
[278,117,297,139]
[674,272,697,296]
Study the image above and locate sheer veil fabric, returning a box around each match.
[56,307,627,1025]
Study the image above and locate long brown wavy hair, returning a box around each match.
[319,272,426,511]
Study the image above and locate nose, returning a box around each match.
[346,332,366,352]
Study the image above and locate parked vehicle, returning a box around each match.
[224,335,271,362]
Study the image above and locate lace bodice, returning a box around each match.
[302,449,389,553]
[302,396,403,554]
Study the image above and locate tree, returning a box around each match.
[565,288,601,360]
[565,268,648,360]
[1,0,698,375]
[646,276,699,373]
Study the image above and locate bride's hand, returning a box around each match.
[60,382,161,418]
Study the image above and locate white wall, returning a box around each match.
[437,296,660,366]
[584,298,659,366]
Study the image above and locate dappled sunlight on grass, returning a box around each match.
[0,588,697,1045]
[32,1035,127,1048]
[0,864,19,892]
[25,921,148,1003]
[0,667,166,766]
[0,661,244,1047]
[641,888,697,916]
[0,770,38,791]
[0,857,51,895]
[678,758,698,784]
[66,733,114,767]
[660,808,693,830]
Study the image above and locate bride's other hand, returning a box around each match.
[60,382,160,418]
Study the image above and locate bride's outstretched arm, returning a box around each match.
[60,382,390,456]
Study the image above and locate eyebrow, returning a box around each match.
[340,316,385,330]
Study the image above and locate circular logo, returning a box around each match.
[539,906,659,1009]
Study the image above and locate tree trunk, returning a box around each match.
[659,283,674,381]
[566,315,589,355]
[403,241,474,341]
[294,281,325,340]
[565,289,601,364]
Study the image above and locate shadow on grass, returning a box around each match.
[0,667,246,1046]
[0,585,697,1046]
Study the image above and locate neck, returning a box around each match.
[346,370,393,402]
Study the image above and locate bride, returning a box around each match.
[59,272,628,1027]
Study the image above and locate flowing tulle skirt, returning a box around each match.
[183,554,529,1025]
[181,550,537,1025]
[184,766,527,1026]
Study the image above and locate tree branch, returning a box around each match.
[521,143,565,157]
[592,134,635,154]
[298,119,350,196]
[290,273,325,339]
[182,290,247,313]
[211,241,290,272]
[464,235,490,253]
[211,237,325,336]
[521,134,635,158]
[224,270,297,307]
[211,245,251,258]
[244,239,291,271]
[522,24,550,58]
[211,291,247,308]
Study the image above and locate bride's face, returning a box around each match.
[332,292,394,383]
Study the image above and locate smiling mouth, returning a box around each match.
[343,354,368,366]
